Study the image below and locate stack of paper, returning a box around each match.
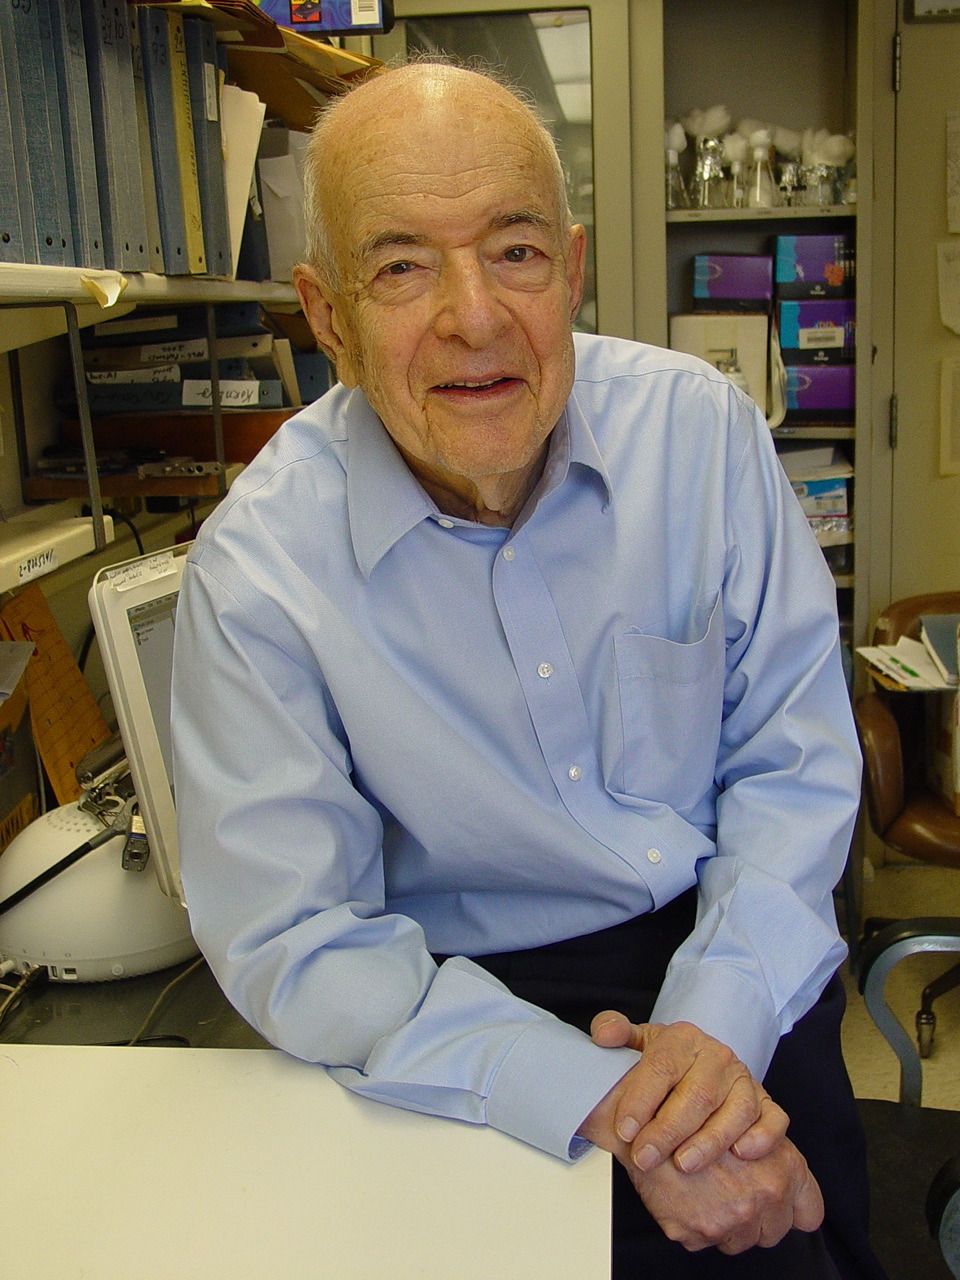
[856,636,953,691]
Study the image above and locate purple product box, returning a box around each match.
[778,298,856,364]
[785,364,855,420]
[256,0,393,35]
[692,255,773,311]
[774,234,855,298]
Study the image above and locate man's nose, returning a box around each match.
[432,259,510,347]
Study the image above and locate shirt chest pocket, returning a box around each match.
[612,595,725,810]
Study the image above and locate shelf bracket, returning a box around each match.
[63,302,107,551]
[205,303,227,500]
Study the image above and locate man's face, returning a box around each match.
[301,82,586,490]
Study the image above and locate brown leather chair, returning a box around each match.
[854,592,960,1082]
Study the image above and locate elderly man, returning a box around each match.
[171,63,886,1278]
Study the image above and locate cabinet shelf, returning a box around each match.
[0,516,115,593]
[771,424,857,441]
[23,464,244,504]
[0,264,299,311]
[666,206,855,225]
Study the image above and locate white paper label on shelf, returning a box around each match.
[182,379,262,407]
[141,338,207,365]
[17,548,58,584]
[104,553,178,593]
[799,326,845,349]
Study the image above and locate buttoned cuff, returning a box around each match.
[486,1017,641,1162]
[649,961,781,1082]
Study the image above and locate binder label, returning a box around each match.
[203,61,218,122]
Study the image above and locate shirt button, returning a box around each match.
[537,662,554,679]
[567,765,583,782]
[646,848,662,865]
[437,518,454,529]
[502,546,516,561]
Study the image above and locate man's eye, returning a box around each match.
[382,261,415,276]
[503,245,536,264]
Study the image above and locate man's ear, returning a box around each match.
[293,265,360,389]
[565,224,587,322]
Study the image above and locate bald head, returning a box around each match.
[301,62,571,290]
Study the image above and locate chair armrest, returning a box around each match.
[854,693,905,835]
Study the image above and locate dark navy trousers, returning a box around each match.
[458,891,889,1280]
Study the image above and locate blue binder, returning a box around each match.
[139,7,189,274]
[48,0,105,270]
[0,5,38,263]
[3,0,72,265]
[129,7,165,273]
[80,0,127,269]
[106,0,150,271]
[0,33,26,263]
[184,16,231,278]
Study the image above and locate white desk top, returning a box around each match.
[0,1042,610,1279]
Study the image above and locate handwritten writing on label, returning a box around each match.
[140,338,208,365]
[17,549,58,584]
[104,553,178,593]
[181,379,264,407]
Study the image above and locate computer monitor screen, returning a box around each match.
[89,545,190,903]
[128,592,177,787]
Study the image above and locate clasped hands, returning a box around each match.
[577,1013,824,1255]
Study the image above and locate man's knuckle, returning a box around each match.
[644,1049,682,1084]
[649,1116,687,1150]
[678,1076,722,1113]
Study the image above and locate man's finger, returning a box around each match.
[590,1009,646,1050]
[792,1167,826,1233]
[730,1095,791,1161]
[614,1028,753,1168]
[664,1077,772,1173]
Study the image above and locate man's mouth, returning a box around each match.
[432,377,518,394]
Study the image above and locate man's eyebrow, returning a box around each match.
[490,209,553,232]
[358,210,554,262]
[358,230,426,261]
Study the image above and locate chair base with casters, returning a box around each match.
[857,918,960,1106]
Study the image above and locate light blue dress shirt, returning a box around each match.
[172,333,860,1163]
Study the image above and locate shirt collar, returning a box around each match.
[347,392,435,578]
[346,381,613,578]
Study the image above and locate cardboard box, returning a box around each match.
[778,299,856,364]
[789,476,849,516]
[785,364,855,419]
[927,691,960,817]
[692,255,772,311]
[669,313,768,414]
[774,234,855,298]
[0,677,39,854]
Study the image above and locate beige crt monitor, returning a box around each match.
[89,544,191,903]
